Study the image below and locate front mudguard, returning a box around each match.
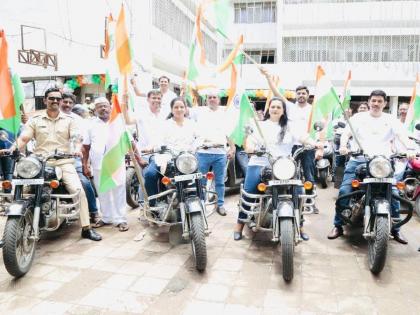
[5,201,31,217]
[316,159,330,169]
[185,197,204,214]
[274,200,294,218]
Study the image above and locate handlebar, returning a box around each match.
[197,144,225,150]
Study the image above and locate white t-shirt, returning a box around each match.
[247,120,301,166]
[83,117,109,170]
[160,90,178,118]
[135,106,166,150]
[193,106,230,154]
[162,118,200,154]
[346,111,406,158]
[286,102,312,145]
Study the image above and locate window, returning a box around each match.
[234,2,276,23]
[282,35,420,62]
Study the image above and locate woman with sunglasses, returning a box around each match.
[233,97,323,241]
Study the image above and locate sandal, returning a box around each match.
[117,223,129,232]
[93,219,111,228]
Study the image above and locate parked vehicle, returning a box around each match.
[0,146,81,278]
[335,152,414,274]
[402,157,420,217]
[332,121,348,189]
[238,146,316,281]
[142,146,216,272]
[316,140,333,189]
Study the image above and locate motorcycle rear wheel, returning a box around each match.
[190,212,207,272]
[415,196,420,218]
[2,211,36,278]
[368,216,389,274]
[319,169,328,189]
[280,218,294,282]
[126,167,140,208]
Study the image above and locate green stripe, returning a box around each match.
[187,41,199,81]
[230,94,255,146]
[99,131,131,193]
[0,73,23,136]
[408,95,420,132]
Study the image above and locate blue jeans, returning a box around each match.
[144,158,161,205]
[235,148,249,177]
[197,153,227,207]
[293,146,315,183]
[334,159,400,231]
[0,156,13,193]
[75,158,98,214]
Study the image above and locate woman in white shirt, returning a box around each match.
[234,98,321,241]
[144,98,199,201]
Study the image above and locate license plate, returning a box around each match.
[363,178,395,184]
[268,179,301,186]
[12,178,44,185]
[174,173,202,182]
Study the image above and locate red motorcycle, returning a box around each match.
[403,158,420,217]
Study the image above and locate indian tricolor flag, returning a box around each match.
[0,30,16,124]
[99,94,131,193]
[405,74,420,132]
[308,66,340,140]
[115,5,132,75]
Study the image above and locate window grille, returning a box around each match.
[234,2,276,23]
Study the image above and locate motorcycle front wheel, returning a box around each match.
[2,211,36,278]
[190,212,207,272]
[368,215,389,274]
[280,218,294,281]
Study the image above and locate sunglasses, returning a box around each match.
[207,96,218,99]
[47,96,62,102]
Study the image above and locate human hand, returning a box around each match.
[406,149,417,160]
[315,149,324,160]
[259,67,269,77]
[82,164,92,178]
[339,147,349,156]
[227,149,235,160]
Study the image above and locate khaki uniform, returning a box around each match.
[26,111,90,227]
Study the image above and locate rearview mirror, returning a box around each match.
[313,121,324,132]
[415,123,420,131]
[0,130,10,142]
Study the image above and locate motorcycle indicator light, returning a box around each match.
[351,180,360,188]
[257,183,267,192]
[303,181,313,191]
[49,180,60,189]
[206,172,214,180]
[396,181,405,191]
[2,180,12,190]
[161,176,171,185]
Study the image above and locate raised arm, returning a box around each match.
[259,67,288,103]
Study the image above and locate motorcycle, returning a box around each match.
[402,134,420,217]
[335,152,414,274]
[316,140,333,189]
[0,144,81,278]
[142,145,216,272]
[238,146,316,281]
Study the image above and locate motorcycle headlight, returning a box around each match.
[16,156,42,178]
[273,157,296,180]
[176,153,198,174]
[369,157,392,178]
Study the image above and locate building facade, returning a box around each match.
[225,0,420,113]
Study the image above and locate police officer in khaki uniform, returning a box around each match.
[14,87,102,241]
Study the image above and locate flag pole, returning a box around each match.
[122,75,150,210]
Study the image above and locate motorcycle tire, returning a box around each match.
[190,212,207,272]
[2,211,36,278]
[280,218,294,282]
[415,197,420,218]
[319,169,328,189]
[126,167,140,209]
[368,216,389,274]
[334,166,344,189]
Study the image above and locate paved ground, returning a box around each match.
[1,186,420,315]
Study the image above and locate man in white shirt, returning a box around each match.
[130,75,177,119]
[82,97,129,231]
[194,90,236,216]
[327,90,416,243]
[123,90,166,204]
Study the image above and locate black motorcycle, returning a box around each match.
[142,146,216,272]
[335,152,414,274]
[238,146,316,281]
[0,149,81,278]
